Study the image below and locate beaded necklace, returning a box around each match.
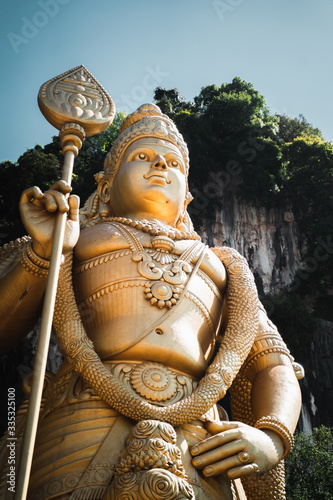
[101,216,200,241]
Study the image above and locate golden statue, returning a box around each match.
[0,103,302,500]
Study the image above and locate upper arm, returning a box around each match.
[241,303,297,383]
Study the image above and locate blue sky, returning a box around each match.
[1,0,333,162]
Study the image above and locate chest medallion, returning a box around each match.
[110,223,203,309]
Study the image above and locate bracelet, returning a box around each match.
[21,242,50,278]
[255,416,294,459]
[26,242,50,269]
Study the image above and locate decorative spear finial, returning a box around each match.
[38,64,115,136]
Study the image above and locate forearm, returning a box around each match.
[0,259,47,353]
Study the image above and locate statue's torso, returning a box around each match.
[25,224,232,500]
[74,222,227,378]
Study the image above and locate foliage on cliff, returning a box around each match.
[156,79,282,208]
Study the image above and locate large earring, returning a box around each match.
[99,200,110,218]
[176,191,193,231]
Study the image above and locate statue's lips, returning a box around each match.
[143,172,171,184]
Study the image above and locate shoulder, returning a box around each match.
[74,222,130,262]
[210,246,249,267]
[210,245,255,294]
[199,246,227,292]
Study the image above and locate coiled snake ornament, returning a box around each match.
[52,246,260,426]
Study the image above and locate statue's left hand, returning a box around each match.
[190,420,284,479]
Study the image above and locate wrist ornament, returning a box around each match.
[255,416,294,459]
[20,242,50,278]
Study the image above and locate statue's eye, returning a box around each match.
[136,153,147,161]
[169,160,180,168]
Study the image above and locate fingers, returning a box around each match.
[192,439,243,470]
[50,180,72,194]
[203,455,240,477]
[191,439,260,479]
[43,192,80,218]
[227,463,260,480]
[190,427,241,456]
[190,421,260,478]
[205,420,240,435]
[20,182,73,214]
[192,451,261,479]
[44,181,73,213]
[43,190,69,213]
[68,195,80,222]
[20,186,44,207]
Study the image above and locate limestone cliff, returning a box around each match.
[194,182,304,296]
[193,182,333,431]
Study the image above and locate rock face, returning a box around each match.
[194,182,333,431]
[195,182,304,296]
[306,320,333,428]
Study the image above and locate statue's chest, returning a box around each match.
[73,222,226,311]
[74,238,206,307]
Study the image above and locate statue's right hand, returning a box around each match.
[19,181,80,260]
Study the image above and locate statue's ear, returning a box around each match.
[97,178,110,204]
[96,177,111,217]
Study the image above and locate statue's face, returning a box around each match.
[108,137,187,225]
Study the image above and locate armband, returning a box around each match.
[241,331,293,381]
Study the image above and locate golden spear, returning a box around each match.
[15,65,115,499]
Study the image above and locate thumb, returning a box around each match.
[68,195,80,222]
[205,420,240,435]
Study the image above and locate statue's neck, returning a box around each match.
[100,216,200,242]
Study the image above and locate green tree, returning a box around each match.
[162,78,283,212]
[277,114,323,143]
[281,137,333,318]
[282,136,333,236]
[154,87,190,116]
[285,426,333,500]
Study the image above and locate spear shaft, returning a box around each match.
[15,137,81,500]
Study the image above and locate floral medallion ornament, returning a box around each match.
[133,248,191,309]
[131,363,177,401]
[143,281,182,308]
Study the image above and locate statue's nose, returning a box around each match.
[152,155,167,170]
